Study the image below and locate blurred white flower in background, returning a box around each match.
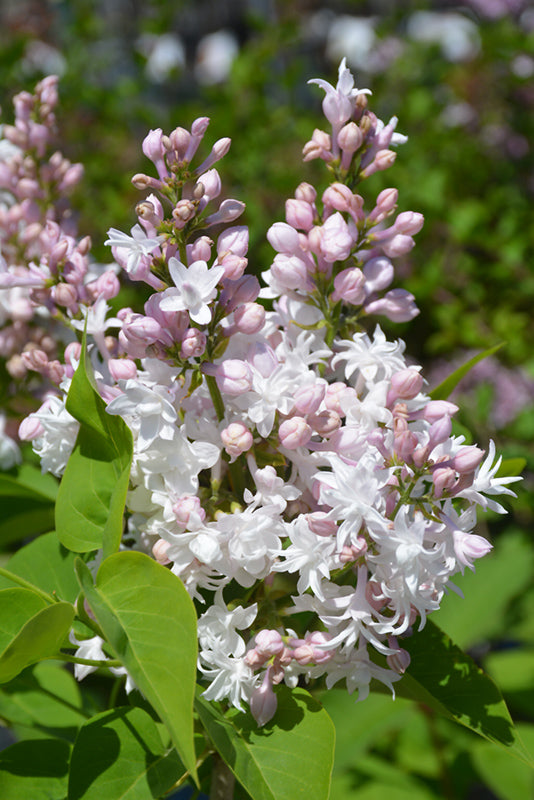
[195,30,239,85]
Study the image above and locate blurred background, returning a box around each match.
[0,1,533,797]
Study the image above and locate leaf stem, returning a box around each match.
[53,652,122,669]
[0,567,57,605]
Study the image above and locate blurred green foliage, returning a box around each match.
[0,1,533,796]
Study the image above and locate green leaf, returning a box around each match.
[0,463,58,548]
[55,333,133,556]
[75,552,198,783]
[471,724,534,800]
[68,705,184,800]
[195,685,335,800]
[0,462,58,501]
[0,588,75,683]
[0,661,87,741]
[398,619,533,765]
[0,738,70,800]
[0,531,80,602]
[429,342,504,400]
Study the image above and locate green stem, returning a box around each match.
[0,567,57,605]
[53,652,122,669]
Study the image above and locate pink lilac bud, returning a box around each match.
[293,381,326,415]
[325,382,352,416]
[394,211,424,236]
[271,254,312,292]
[285,198,315,231]
[394,430,418,460]
[197,168,221,201]
[250,668,278,727]
[92,270,121,300]
[131,173,163,191]
[220,275,260,310]
[204,198,245,226]
[295,182,317,203]
[47,361,64,384]
[180,328,206,359]
[365,288,419,322]
[360,149,396,178]
[254,630,284,657]
[453,531,492,571]
[322,183,354,214]
[432,467,457,498]
[170,126,192,162]
[214,360,253,395]
[219,254,248,281]
[152,538,171,565]
[338,121,363,154]
[413,400,459,423]
[196,137,231,174]
[22,348,48,373]
[58,163,84,192]
[368,188,398,223]
[308,410,341,437]
[427,415,453,448]
[302,128,332,161]
[307,512,337,537]
[221,422,253,459]
[64,341,82,365]
[453,446,485,474]
[386,640,411,674]
[305,632,335,664]
[217,225,249,257]
[267,222,301,254]
[51,283,78,309]
[278,417,312,449]
[173,495,206,529]
[19,415,44,440]
[389,368,423,401]
[186,236,213,263]
[332,267,365,304]
[108,358,138,381]
[381,234,415,259]
[172,199,196,226]
[292,643,315,665]
[316,213,354,263]
[233,302,265,335]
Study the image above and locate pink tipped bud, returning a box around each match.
[308,410,341,437]
[233,302,265,335]
[250,669,278,727]
[173,495,206,529]
[108,358,138,381]
[187,235,213,263]
[267,222,301,254]
[278,416,312,449]
[368,188,398,223]
[93,270,121,300]
[254,630,284,657]
[415,400,459,423]
[220,275,260,310]
[307,512,337,537]
[325,382,351,416]
[180,328,206,359]
[361,149,397,178]
[221,422,253,459]
[285,198,315,231]
[332,267,365,304]
[432,467,457,498]
[214,359,253,395]
[394,211,424,236]
[381,234,415,259]
[453,446,485,474]
[453,530,492,571]
[337,121,363,153]
[363,257,394,294]
[394,430,418,460]
[19,415,44,440]
[365,288,419,322]
[204,199,245,226]
[427,415,452,448]
[295,182,317,203]
[389,368,423,400]
[387,646,411,674]
[51,282,78,308]
[152,538,171,565]
[293,381,326,415]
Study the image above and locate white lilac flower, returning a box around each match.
[30,395,79,477]
[105,224,164,276]
[106,379,177,451]
[158,257,224,324]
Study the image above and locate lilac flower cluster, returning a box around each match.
[5,62,518,726]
